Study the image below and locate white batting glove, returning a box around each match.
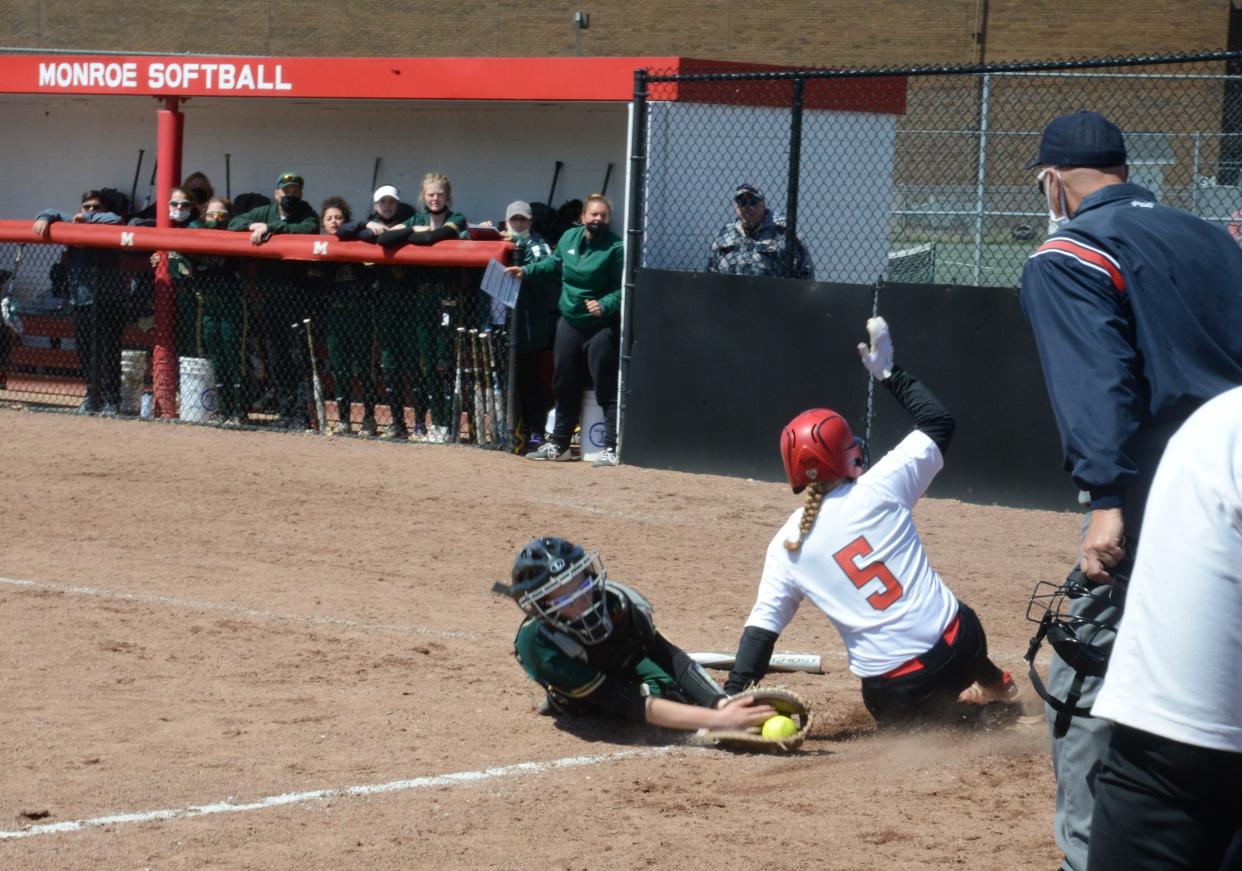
[857,316,893,380]
[1,296,22,335]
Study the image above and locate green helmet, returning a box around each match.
[510,537,613,644]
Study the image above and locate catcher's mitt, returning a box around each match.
[695,687,813,752]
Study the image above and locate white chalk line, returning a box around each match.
[0,746,681,841]
[0,575,474,640]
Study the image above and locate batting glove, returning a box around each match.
[857,316,893,380]
[1,296,22,335]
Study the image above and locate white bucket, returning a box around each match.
[119,349,148,416]
[179,356,218,423]
[546,390,606,460]
[579,389,606,461]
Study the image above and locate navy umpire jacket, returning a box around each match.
[1020,182,1242,531]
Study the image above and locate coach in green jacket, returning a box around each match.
[509,194,623,466]
[228,171,320,429]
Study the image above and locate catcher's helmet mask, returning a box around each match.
[511,538,614,645]
[1024,568,1127,737]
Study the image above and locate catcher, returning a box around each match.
[724,317,1019,728]
[506,537,809,745]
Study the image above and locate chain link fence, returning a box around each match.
[630,51,1242,290]
[0,237,517,449]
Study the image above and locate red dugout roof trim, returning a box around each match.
[0,221,513,266]
[0,55,678,102]
[0,54,906,112]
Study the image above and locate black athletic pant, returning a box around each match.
[258,283,311,423]
[72,301,124,409]
[859,602,1004,727]
[1089,724,1242,870]
[550,318,618,451]
[517,348,551,440]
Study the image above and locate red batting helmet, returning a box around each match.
[780,409,864,493]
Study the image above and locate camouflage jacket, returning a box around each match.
[706,210,813,280]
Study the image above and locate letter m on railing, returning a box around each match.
[313,241,329,256]
[120,232,135,247]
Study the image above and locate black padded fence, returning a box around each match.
[622,269,1068,511]
[0,237,515,449]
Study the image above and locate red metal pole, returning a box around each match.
[152,96,183,418]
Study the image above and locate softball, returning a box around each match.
[761,714,798,740]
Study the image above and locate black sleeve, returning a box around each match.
[334,219,366,241]
[376,226,412,247]
[408,225,459,245]
[724,625,779,695]
[882,364,955,456]
[629,605,726,709]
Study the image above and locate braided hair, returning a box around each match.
[784,481,829,552]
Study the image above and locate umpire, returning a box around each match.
[1020,111,1242,871]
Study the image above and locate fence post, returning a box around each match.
[972,72,991,286]
[617,68,649,455]
[785,77,805,278]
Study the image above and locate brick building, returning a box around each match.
[1,1,1233,68]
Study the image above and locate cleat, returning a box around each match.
[959,671,1021,705]
[591,448,620,467]
[527,441,573,461]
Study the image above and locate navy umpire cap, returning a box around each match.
[1025,111,1127,169]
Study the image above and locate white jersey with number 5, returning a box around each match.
[744,429,959,678]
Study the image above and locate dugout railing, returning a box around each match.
[0,222,519,449]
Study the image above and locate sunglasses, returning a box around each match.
[205,210,229,219]
[80,203,105,211]
[170,200,193,208]
[735,195,762,207]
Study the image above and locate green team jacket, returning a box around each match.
[523,225,623,329]
[227,202,319,281]
[402,209,468,237]
[227,202,319,236]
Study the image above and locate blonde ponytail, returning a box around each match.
[784,482,827,552]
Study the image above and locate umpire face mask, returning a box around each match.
[1038,168,1071,234]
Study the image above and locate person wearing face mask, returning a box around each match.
[500,201,556,451]
[506,193,624,466]
[376,173,470,441]
[707,183,813,280]
[228,171,320,430]
[152,187,204,366]
[1019,110,1242,871]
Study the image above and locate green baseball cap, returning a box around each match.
[276,171,304,189]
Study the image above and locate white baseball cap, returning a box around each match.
[505,200,533,220]
[373,184,401,202]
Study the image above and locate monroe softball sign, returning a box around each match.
[38,60,292,92]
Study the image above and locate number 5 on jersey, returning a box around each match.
[832,535,904,611]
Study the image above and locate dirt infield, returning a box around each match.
[0,409,1078,869]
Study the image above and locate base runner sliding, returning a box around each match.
[725,317,1020,728]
